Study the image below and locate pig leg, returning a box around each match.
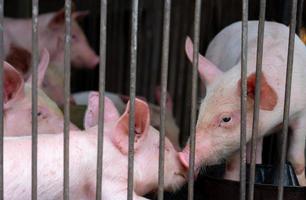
[288,112,306,186]
[224,138,263,181]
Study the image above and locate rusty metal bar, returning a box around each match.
[188,0,202,199]
[127,0,139,199]
[0,0,3,198]
[277,0,298,199]
[31,0,39,199]
[95,0,107,199]
[64,0,72,199]
[240,0,248,199]
[248,0,266,200]
[158,0,171,199]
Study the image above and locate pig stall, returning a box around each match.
[0,0,305,199]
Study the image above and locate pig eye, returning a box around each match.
[37,112,42,116]
[222,117,231,123]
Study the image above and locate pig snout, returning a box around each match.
[86,53,99,68]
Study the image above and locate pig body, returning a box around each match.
[4,98,187,200]
[181,21,306,185]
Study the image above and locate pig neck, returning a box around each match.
[85,126,131,196]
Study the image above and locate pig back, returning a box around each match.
[205,21,305,72]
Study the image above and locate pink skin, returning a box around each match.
[3,49,78,136]
[83,91,120,130]
[3,98,187,199]
[179,21,306,186]
[4,9,99,69]
[82,89,181,150]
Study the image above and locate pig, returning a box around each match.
[4,9,99,69]
[185,34,264,180]
[179,21,306,186]
[78,89,181,150]
[4,97,187,199]
[4,8,99,106]
[3,48,78,136]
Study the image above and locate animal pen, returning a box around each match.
[0,0,306,199]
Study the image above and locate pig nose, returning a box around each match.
[89,55,99,68]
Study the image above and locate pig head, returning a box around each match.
[179,21,306,178]
[4,8,99,69]
[44,9,99,68]
[3,49,78,136]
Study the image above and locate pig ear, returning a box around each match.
[72,11,90,21]
[111,98,150,155]
[154,86,173,112]
[27,48,50,87]
[237,73,278,111]
[84,92,120,130]
[48,9,65,29]
[185,36,222,84]
[3,62,25,109]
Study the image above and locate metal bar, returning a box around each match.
[63,0,72,199]
[188,0,202,199]
[31,0,39,199]
[0,0,3,198]
[278,0,298,199]
[240,0,248,199]
[158,0,171,199]
[127,0,139,199]
[95,0,107,199]
[248,0,266,200]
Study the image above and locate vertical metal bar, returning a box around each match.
[31,0,39,199]
[0,0,3,198]
[240,0,248,199]
[278,0,298,199]
[188,0,202,199]
[248,1,266,200]
[96,0,107,199]
[158,0,171,199]
[127,0,139,199]
[63,0,72,199]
